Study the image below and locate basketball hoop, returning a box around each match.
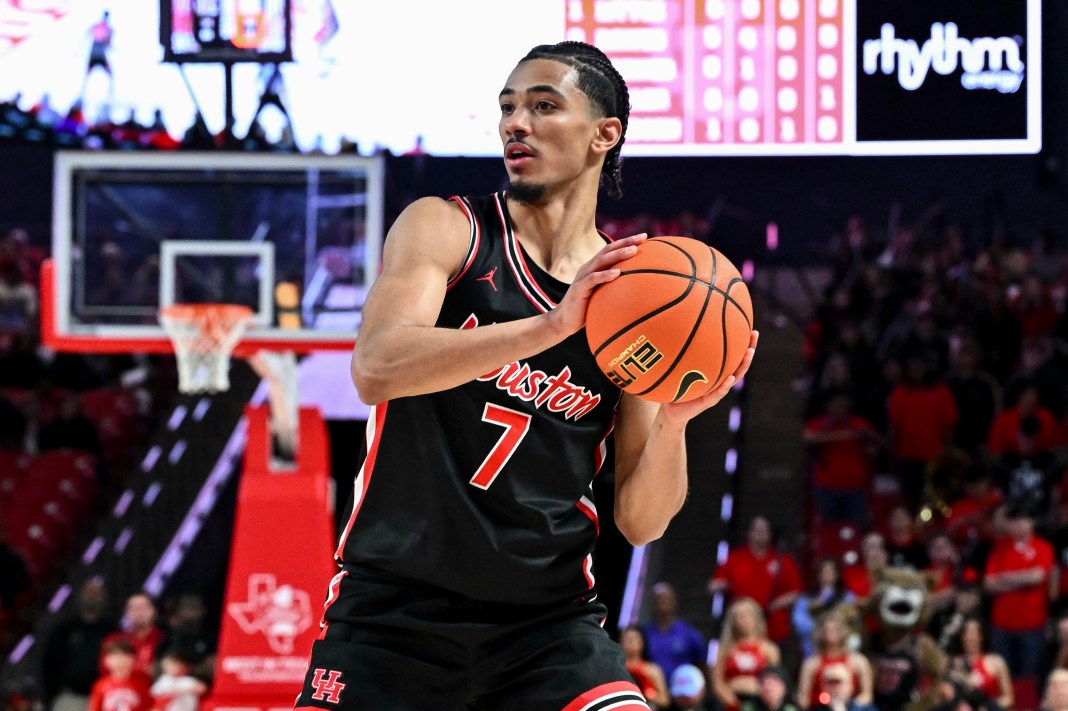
[159,304,254,394]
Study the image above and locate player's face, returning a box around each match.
[498,59,604,202]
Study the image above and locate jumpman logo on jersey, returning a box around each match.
[477,267,498,291]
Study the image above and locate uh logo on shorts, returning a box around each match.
[311,669,346,704]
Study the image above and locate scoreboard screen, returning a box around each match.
[564,0,1039,155]
[0,0,1040,156]
[160,0,292,63]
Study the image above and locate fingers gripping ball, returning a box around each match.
[585,237,754,403]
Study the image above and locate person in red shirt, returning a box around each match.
[983,507,1054,684]
[886,353,959,509]
[803,390,880,525]
[708,516,803,648]
[100,593,165,678]
[842,532,888,599]
[945,467,1004,550]
[89,638,153,711]
[987,384,1064,458]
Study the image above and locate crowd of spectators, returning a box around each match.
[617,213,1068,711]
[40,580,213,711]
[0,223,170,659]
[793,214,1068,710]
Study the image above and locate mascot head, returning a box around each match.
[865,566,936,635]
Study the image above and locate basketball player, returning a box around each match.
[80,11,114,103]
[295,41,759,711]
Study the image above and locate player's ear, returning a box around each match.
[591,117,622,156]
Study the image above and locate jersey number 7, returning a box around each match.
[469,403,531,490]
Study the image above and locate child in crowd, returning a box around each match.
[88,639,153,711]
[150,649,207,711]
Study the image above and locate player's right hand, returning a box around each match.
[547,233,646,337]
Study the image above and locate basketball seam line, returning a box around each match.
[590,243,699,359]
[634,271,716,398]
[615,269,750,322]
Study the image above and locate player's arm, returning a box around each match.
[613,332,758,546]
[351,198,643,404]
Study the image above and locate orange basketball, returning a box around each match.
[586,236,754,403]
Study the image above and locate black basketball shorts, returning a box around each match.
[294,565,650,711]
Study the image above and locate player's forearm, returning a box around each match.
[614,413,688,546]
[351,315,568,404]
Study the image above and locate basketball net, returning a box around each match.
[159,303,301,464]
[159,304,253,394]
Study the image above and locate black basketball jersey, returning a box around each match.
[335,191,622,606]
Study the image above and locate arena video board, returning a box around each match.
[159,0,294,63]
[0,0,1041,156]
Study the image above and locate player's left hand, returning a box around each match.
[659,330,759,425]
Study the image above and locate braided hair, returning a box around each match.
[518,41,631,199]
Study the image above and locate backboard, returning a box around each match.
[43,150,384,356]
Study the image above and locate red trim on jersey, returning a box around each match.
[334,403,388,560]
[577,495,599,534]
[446,196,480,290]
[593,420,615,475]
[582,553,596,589]
[495,194,556,313]
[562,681,650,711]
[316,570,349,638]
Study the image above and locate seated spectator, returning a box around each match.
[740,666,801,711]
[159,594,215,681]
[886,353,959,508]
[946,617,1013,710]
[0,227,45,287]
[1004,334,1068,420]
[802,390,879,525]
[944,466,1003,554]
[709,516,803,650]
[1010,273,1060,339]
[842,532,888,599]
[100,593,165,678]
[884,504,928,570]
[792,558,856,659]
[988,383,1064,460]
[930,572,984,648]
[642,582,707,684]
[923,532,972,615]
[149,648,207,711]
[89,639,152,711]
[620,626,670,710]
[669,664,706,711]
[983,506,1053,695]
[712,598,781,711]
[42,578,117,711]
[1043,668,1068,711]
[797,612,874,711]
[39,393,102,457]
[0,262,37,332]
